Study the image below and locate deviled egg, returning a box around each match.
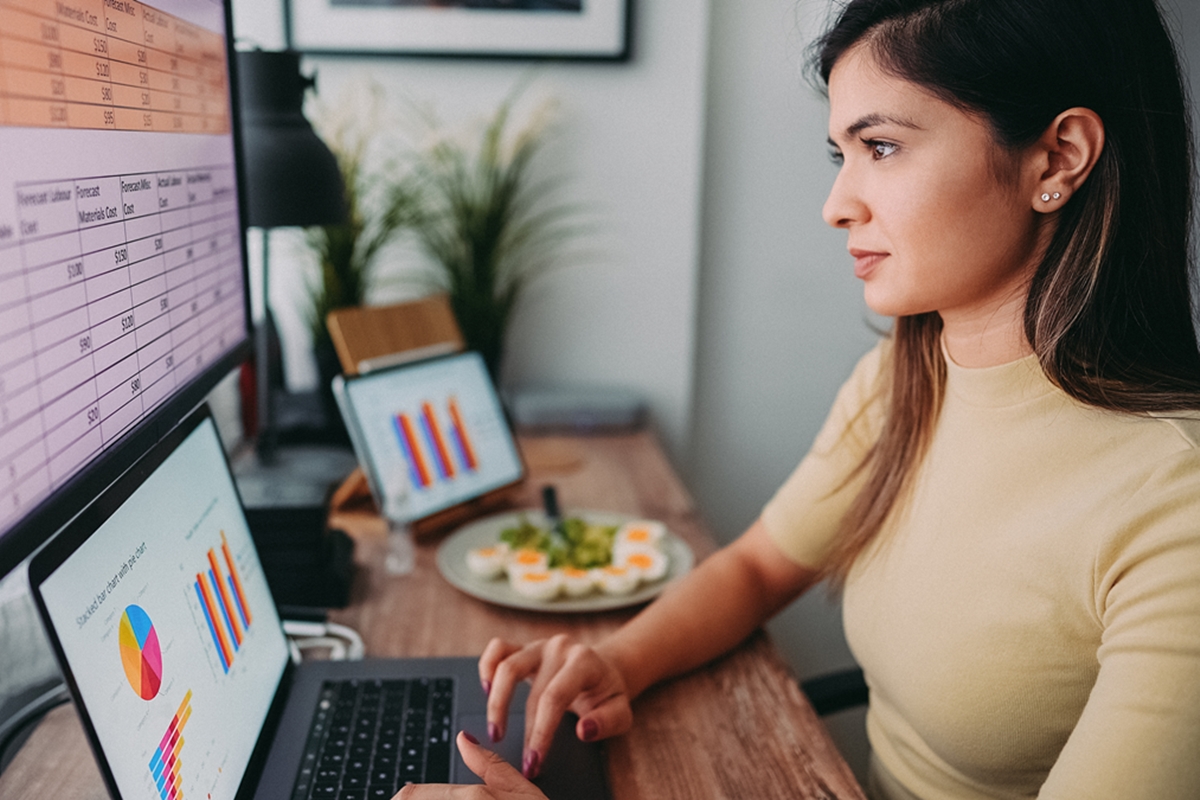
[621,549,669,583]
[466,543,509,579]
[560,566,596,598]
[613,520,666,562]
[507,548,549,578]
[510,569,561,601]
[595,564,638,595]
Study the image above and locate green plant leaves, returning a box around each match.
[305,83,583,380]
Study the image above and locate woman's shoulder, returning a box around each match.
[1122,413,1200,509]
[1062,406,1200,491]
[1090,408,1200,472]
[1146,412,1200,451]
[1085,412,1200,563]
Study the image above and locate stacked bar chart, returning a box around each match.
[392,396,478,491]
[148,689,192,800]
[193,531,252,674]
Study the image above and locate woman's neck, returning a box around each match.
[939,290,1034,368]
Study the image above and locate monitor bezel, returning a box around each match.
[0,0,254,579]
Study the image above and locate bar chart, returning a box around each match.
[147,689,192,800]
[192,530,251,674]
[392,396,478,491]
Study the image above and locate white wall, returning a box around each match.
[231,1,711,460]
[688,0,874,682]
[687,1,876,776]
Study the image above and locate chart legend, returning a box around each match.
[193,531,252,673]
[148,690,192,800]
[392,396,478,490]
[119,605,163,701]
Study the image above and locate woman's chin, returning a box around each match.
[862,282,941,319]
[862,288,909,318]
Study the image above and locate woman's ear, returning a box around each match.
[1030,107,1105,212]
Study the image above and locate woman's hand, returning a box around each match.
[394,732,547,799]
[475,521,817,780]
[480,634,633,779]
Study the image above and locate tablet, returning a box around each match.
[332,352,525,524]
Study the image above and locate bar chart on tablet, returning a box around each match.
[392,396,479,491]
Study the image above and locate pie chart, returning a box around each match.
[119,605,163,701]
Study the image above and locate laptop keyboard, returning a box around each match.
[292,677,455,800]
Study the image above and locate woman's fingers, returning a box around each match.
[478,638,522,695]
[516,633,571,753]
[455,731,547,798]
[393,780,490,799]
[521,638,630,779]
[479,634,633,780]
[574,693,634,744]
[484,639,546,743]
[392,734,548,800]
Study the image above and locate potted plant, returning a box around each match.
[403,91,582,381]
[303,90,420,407]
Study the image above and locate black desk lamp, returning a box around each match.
[233,51,357,610]
[236,49,346,461]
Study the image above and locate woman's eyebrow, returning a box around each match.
[832,113,924,142]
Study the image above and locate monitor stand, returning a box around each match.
[231,443,359,613]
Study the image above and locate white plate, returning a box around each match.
[437,509,694,613]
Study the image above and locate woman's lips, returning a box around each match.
[850,249,887,279]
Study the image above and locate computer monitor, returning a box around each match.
[0,0,251,578]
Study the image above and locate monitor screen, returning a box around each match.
[0,0,250,576]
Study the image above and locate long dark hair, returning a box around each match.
[813,0,1200,585]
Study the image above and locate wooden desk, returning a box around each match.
[0,432,865,800]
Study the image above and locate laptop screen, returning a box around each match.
[337,351,524,523]
[33,411,289,800]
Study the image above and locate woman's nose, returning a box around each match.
[822,167,863,229]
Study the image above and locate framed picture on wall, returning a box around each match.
[285,0,632,60]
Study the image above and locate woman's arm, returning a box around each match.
[481,518,820,778]
[1037,464,1200,799]
[599,517,820,697]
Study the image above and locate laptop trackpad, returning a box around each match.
[454,714,609,800]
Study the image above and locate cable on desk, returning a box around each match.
[282,619,365,662]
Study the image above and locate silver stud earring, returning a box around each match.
[1052,192,1062,200]
[1041,193,1051,202]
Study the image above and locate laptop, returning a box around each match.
[331,350,525,525]
[28,406,607,800]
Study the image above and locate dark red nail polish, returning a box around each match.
[488,722,502,742]
[522,750,541,780]
[461,730,479,745]
[581,718,598,741]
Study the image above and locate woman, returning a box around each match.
[401,0,1200,797]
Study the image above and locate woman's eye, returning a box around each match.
[867,140,898,160]
[828,148,844,165]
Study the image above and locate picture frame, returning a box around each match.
[284,0,632,60]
